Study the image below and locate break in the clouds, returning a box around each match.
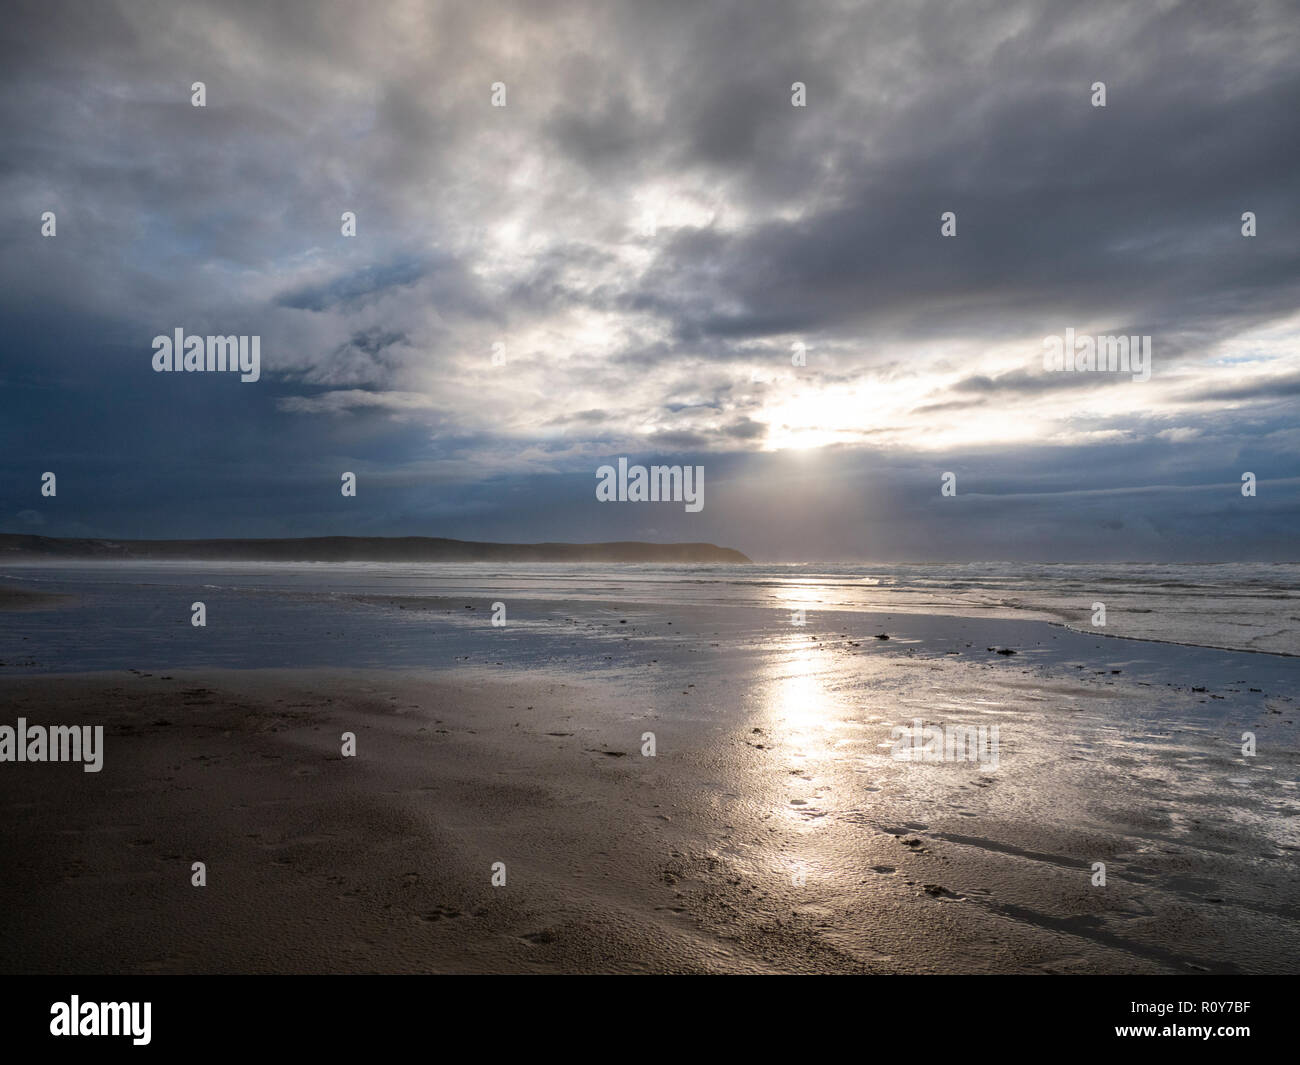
[2,0,1298,560]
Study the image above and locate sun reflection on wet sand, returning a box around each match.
[752,636,883,837]
[762,638,833,737]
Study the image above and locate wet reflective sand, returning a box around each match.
[2,588,1295,972]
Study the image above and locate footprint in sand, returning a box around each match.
[416,905,463,922]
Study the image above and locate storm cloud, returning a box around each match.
[2,0,1297,560]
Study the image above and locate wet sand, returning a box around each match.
[1,644,1296,973]
[0,584,71,611]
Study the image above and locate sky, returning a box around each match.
[1,0,1298,562]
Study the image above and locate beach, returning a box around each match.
[1,564,1297,974]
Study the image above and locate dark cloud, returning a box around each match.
[952,369,1131,395]
[275,261,431,312]
[1186,373,1300,402]
[1,0,1297,560]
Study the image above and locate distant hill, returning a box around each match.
[0,534,752,565]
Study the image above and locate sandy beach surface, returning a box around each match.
[2,595,1297,972]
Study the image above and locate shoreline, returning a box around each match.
[5,559,1297,658]
[1051,620,1300,659]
